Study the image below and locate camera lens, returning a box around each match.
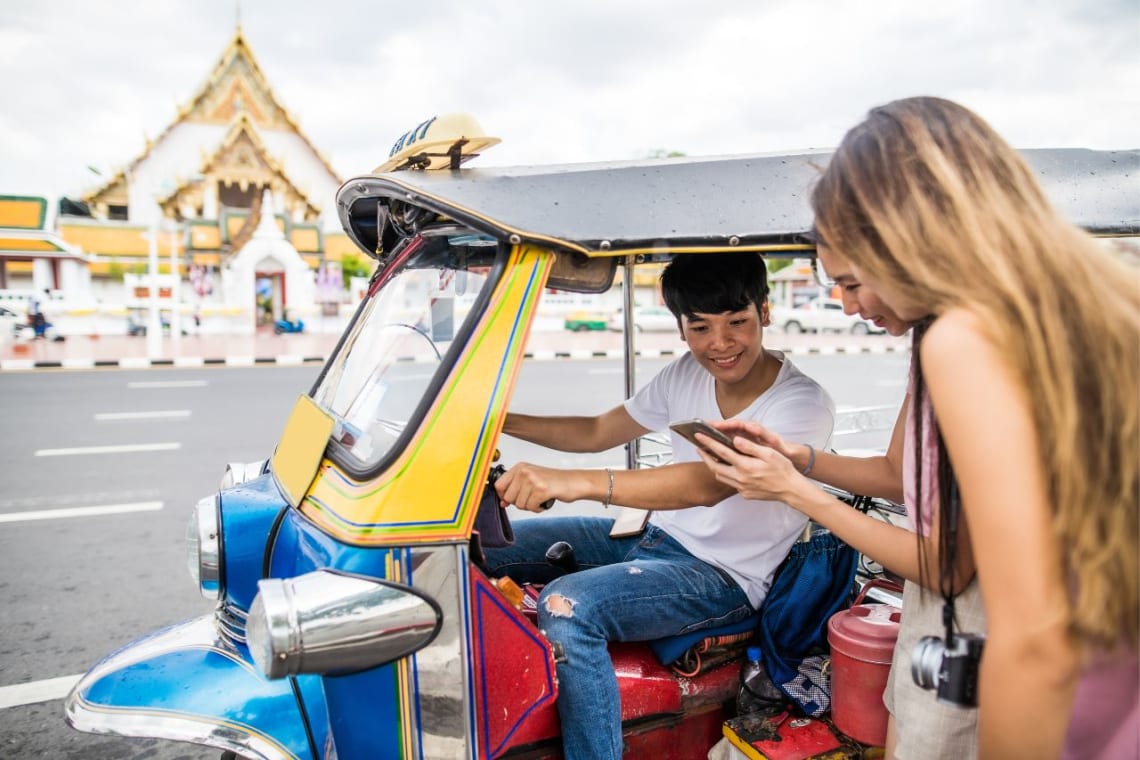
[911,635,945,691]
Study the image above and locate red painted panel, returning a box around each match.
[471,574,559,758]
[471,578,741,758]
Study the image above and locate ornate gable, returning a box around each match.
[185,30,286,129]
[82,26,341,205]
[157,115,321,222]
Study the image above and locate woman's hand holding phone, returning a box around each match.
[686,419,806,503]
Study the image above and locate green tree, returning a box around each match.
[767,259,794,275]
[339,253,375,289]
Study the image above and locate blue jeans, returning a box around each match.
[482,516,754,760]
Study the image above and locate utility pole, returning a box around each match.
[146,214,162,358]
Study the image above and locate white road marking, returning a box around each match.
[0,501,163,523]
[94,410,191,421]
[34,443,181,457]
[128,380,207,389]
[0,675,82,709]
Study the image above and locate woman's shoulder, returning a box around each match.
[920,309,1000,372]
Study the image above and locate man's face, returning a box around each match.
[679,302,768,386]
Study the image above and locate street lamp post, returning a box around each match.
[146,215,162,358]
[168,219,181,346]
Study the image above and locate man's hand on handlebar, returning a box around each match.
[493,463,585,512]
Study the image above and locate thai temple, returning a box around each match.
[0,25,364,334]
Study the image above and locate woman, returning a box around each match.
[709,97,1139,758]
[702,241,984,759]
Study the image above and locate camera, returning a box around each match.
[910,633,985,707]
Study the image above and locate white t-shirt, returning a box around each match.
[624,350,835,608]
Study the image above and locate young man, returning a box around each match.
[484,253,835,760]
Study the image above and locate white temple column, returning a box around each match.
[204,180,219,219]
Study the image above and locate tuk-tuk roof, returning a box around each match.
[337,148,1139,258]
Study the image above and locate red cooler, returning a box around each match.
[827,580,903,746]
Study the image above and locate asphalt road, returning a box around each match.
[0,351,907,759]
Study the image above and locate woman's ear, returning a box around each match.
[760,301,771,327]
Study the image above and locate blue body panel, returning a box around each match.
[65,617,327,760]
[269,506,414,758]
[220,474,290,610]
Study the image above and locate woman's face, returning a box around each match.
[817,244,913,335]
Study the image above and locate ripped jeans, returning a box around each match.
[482,516,754,760]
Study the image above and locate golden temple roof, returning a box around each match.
[85,26,341,205]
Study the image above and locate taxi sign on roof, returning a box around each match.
[374,113,501,173]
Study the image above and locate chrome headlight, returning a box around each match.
[185,496,221,600]
[247,570,442,679]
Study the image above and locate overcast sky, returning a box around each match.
[2,0,1137,201]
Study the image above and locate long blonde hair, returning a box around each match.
[811,96,1139,648]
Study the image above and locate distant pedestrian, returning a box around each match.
[28,289,49,339]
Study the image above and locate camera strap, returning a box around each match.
[941,476,960,646]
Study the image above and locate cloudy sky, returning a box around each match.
[2,0,1137,201]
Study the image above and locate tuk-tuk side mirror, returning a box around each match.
[247,570,443,679]
[547,251,617,293]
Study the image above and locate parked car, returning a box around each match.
[563,309,608,331]
[607,305,678,332]
[770,298,884,334]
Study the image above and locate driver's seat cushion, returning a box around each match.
[648,614,759,667]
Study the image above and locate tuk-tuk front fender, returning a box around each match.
[65,616,326,760]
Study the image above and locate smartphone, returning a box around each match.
[668,418,740,460]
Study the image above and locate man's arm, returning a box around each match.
[502,405,649,453]
[495,461,736,513]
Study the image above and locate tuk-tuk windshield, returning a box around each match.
[312,235,500,467]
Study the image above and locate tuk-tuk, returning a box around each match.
[64,116,1139,759]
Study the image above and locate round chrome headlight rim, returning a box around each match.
[186,495,222,600]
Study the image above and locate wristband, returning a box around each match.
[602,467,614,508]
[801,444,816,477]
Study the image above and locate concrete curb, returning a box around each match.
[0,343,909,372]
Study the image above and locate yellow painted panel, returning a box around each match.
[271,396,336,508]
[323,233,360,261]
[225,214,285,240]
[7,261,33,274]
[0,198,47,229]
[0,237,60,252]
[290,227,320,252]
[301,246,553,544]
[191,253,221,266]
[225,216,245,239]
[59,224,152,257]
[190,226,221,250]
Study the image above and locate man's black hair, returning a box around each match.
[660,253,770,321]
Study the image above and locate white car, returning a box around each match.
[770,298,884,334]
[607,305,678,332]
